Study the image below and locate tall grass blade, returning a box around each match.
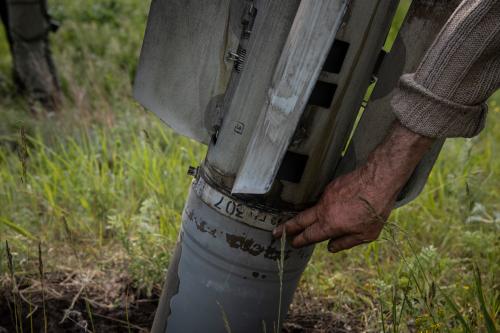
[438,285,472,333]
[276,229,286,333]
[216,300,232,333]
[391,285,397,333]
[85,298,96,333]
[6,241,21,333]
[18,127,29,183]
[38,243,48,333]
[403,236,440,326]
[29,298,33,333]
[125,286,132,333]
[473,265,497,332]
[0,217,36,241]
[380,298,387,333]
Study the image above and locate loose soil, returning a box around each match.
[0,271,359,333]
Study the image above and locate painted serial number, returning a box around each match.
[212,195,285,226]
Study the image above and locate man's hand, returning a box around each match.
[272,165,395,252]
[272,121,435,253]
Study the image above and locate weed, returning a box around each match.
[84,299,95,333]
[125,286,132,333]
[38,243,47,333]
[5,241,22,333]
[473,264,497,332]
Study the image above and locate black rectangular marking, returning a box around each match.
[322,39,350,74]
[277,151,309,183]
[308,81,337,108]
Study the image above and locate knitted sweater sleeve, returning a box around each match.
[391,0,500,138]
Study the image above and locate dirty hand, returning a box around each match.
[272,121,435,253]
[272,165,394,252]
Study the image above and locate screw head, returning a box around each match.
[187,166,198,177]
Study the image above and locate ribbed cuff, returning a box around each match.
[391,74,488,138]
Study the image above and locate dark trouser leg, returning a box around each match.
[0,0,12,47]
[6,0,60,110]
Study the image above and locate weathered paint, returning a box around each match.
[151,184,314,333]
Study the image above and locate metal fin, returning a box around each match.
[134,0,242,144]
[232,0,348,194]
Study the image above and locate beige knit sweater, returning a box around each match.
[392,0,500,138]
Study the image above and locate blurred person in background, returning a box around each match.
[0,0,60,110]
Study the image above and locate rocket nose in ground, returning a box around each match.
[151,180,314,333]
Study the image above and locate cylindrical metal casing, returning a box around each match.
[135,1,465,332]
[152,180,314,333]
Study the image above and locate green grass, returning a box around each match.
[0,0,498,331]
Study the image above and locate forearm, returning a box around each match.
[362,121,435,202]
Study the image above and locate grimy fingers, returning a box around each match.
[272,206,318,238]
[290,221,332,248]
[327,234,368,253]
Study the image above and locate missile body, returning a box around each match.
[134,0,458,331]
[152,179,313,333]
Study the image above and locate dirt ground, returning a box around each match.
[0,271,358,333]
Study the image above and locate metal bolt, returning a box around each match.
[187,166,199,177]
